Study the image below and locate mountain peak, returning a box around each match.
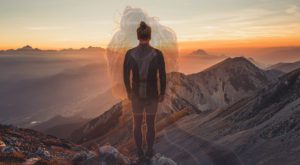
[225,56,250,63]
[189,49,208,56]
[16,45,41,51]
[186,49,227,60]
[207,56,256,71]
[17,45,33,51]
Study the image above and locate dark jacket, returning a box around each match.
[123,43,166,99]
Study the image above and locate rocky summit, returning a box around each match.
[0,124,178,164]
[0,124,86,164]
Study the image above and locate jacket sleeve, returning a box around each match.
[123,51,131,96]
[158,50,166,95]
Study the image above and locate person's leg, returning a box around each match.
[133,113,143,150]
[145,99,158,157]
[132,98,145,158]
[145,113,156,151]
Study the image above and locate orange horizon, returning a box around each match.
[1,36,300,54]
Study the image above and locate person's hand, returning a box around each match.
[158,94,165,102]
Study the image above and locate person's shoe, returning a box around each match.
[145,148,154,158]
[136,148,144,159]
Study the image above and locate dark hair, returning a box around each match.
[137,21,151,40]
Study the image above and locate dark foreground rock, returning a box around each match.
[0,124,177,164]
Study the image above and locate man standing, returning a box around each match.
[123,21,166,159]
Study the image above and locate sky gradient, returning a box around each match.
[1,0,300,50]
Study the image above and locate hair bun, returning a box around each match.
[137,21,151,40]
[140,21,147,29]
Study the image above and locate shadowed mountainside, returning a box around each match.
[165,68,300,164]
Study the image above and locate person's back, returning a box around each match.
[124,42,166,100]
[123,21,166,160]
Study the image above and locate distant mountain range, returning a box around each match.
[208,46,300,65]
[0,45,105,55]
[16,45,41,51]
[267,60,300,73]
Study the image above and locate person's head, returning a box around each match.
[137,21,151,43]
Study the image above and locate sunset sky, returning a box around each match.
[1,0,300,50]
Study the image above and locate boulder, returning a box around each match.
[25,157,40,165]
[35,147,51,159]
[98,145,130,165]
[151,153,177,165]
[0,140,6,148]
[72,151,97,163]
[1,146,20,153]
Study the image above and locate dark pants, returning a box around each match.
[131,98,158,150]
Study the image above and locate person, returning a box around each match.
[123,21,166,159]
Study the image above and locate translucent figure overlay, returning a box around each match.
[106,6,179,99]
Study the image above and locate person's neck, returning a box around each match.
[139,41,150,46]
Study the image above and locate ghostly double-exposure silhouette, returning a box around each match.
[106,6,179,99]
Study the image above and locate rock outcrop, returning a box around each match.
[0,124,87,164]
[0,124,178,165]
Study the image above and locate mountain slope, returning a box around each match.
[70,102,124,144]
[164,57,279,113]
[70,57,281,148]
[7,57,294,164]
[31,115,89,139]
[247,57,268,69]
[169,68,300,165]
[0,63,116,126]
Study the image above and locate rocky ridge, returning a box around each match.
[0,124,178,165]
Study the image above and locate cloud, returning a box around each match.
[286,5,300,16]
[24,26,69,31]
[160,19,191,25]
[175,6,300,41]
